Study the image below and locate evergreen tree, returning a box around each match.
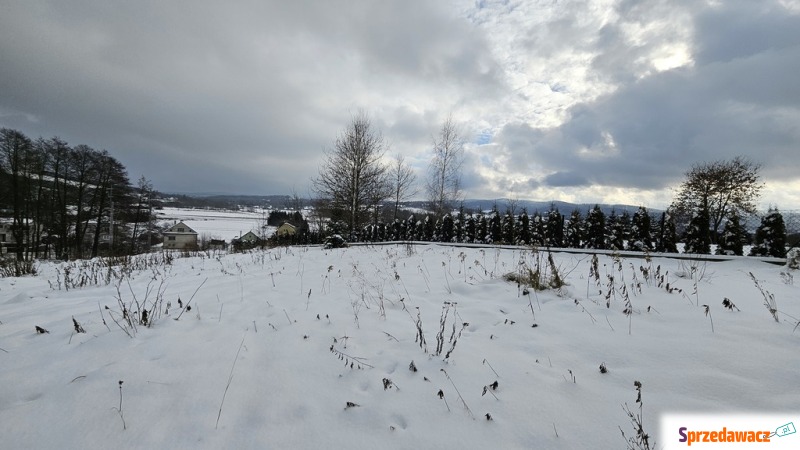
[656,211,678,253]
[749,208,787,258]
[423,215,435,241]
[530,213,544,246]
[585,206,607,249]
[406,214,416,240]
[545,208,564,247]
[628,207,652,251]
[378,223,387,242]
[565,209,584,248]
[517,209,531,245]
[464,214,476,243]
[455,206,464,243]
[716,213,745,256]
[502,211,515,244]
[489,210,502,244]
[433,218,443,242]
[370,224,378,242]
[619,210,632,244]
[390,220,399,240]
[684,209,711,254]
[607,210,625,250]
[476,214,487,244]
[415,216,425,241]
[441,213,454,243]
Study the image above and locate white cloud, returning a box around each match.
[0,0,798,210]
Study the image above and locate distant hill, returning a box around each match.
[157,193,661,218]
[158,193,308,210]
[460,199,659,216]
[400,199,662,217]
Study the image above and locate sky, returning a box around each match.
[1,0,799,209]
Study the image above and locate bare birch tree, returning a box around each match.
[390,154,417,221]
[427,115,465,218]
[312,111,390,237]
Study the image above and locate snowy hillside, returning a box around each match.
[1,245,798,449]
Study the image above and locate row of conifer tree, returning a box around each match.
[331,205,789,258]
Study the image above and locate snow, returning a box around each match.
[1,245,798,449]
[156,207,275,241]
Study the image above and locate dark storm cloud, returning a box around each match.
[693,0,800,65]
[0,0,503,194]
[543,171,589,187]
[3,0,799,204]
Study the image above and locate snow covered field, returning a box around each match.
[156,207,276,242]
[1,245,798,449]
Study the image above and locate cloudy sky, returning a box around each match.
[1,0,799,209]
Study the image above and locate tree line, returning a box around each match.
[310,113,790,258]
[326,203,787,258]
[0,128,155,262]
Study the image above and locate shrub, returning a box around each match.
[0,258,37,277]
[628,207,652,252]
[585,206,606,249]
[716,213,745,256]
[683,209,710,254]
[323,234,348,249]
[749,208,787,258]
[656,211,678,253]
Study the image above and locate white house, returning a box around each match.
[163,221,198,250]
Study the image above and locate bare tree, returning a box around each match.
[255,212,271,246]
[427,115,465,218]
[130,176,154,254]
[505,196,519,217]
[312,111,390,237]
[88,150,129,257]
[671,156,763,243]
[0,128,34,261]
[390,154,417,221]
[285,186,303,212]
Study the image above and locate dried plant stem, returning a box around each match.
[483,358,500,377]
[216,333,246,429]
[329,346,375,369]
[606,315,615,332]
[443,265,452,294]
[175,278,208,320]
[383,331,400,342]
[283,309,293,325]
[114,381,126,430]
[108,310,134,339]
[527,290,536,321]
[702,305,714,333]
[441,393,451,412]
[98,301,111,332]
[441,369,473,418]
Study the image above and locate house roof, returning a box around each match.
[164,221,198,234]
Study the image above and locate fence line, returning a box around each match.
[348,241,788,265]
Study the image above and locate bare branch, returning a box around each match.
[427,115,465,218]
